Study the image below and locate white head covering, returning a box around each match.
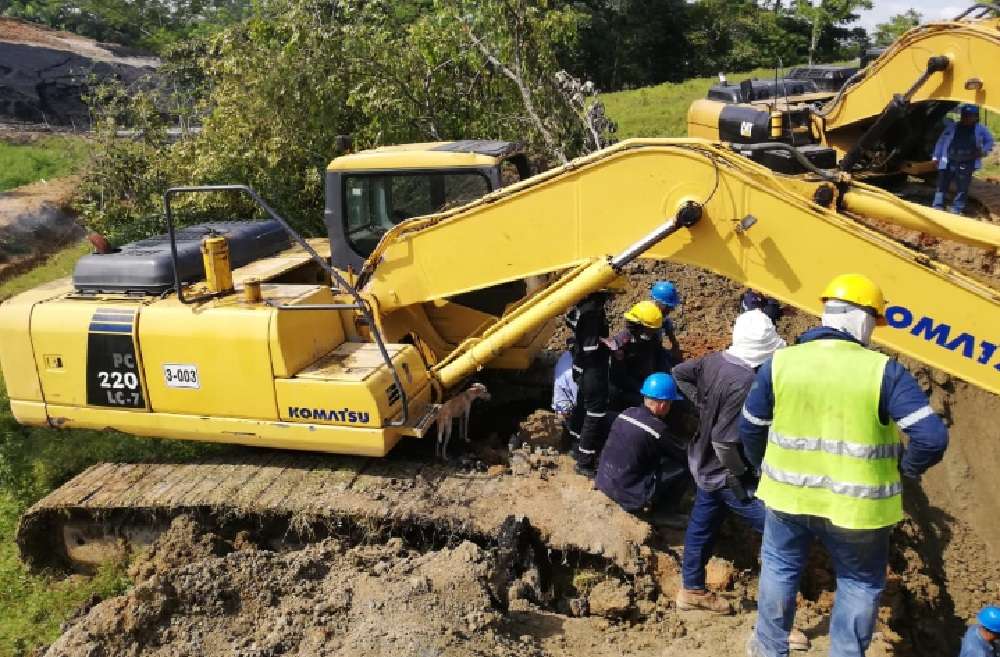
[822,299,875,345]
[727,309,787,368]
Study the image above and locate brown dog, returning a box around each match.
[435,382,491,459]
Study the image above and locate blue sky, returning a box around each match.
[855,1,968,30]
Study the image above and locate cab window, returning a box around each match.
[344,172,491,256]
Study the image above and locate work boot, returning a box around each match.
[932,192,945,210]
[675,587,731,614]
[573,461,596,478]
[789,628,810,652]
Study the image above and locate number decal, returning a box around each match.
[163,364,200,389]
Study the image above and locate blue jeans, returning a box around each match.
[934,161,974,214]
[681,486,765,589]
[755,510,891,657]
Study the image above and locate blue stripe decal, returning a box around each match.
[91,314,136,323]
[88,323,134,333]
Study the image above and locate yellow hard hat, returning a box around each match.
[624,300,663,329]
[821,273,886,318]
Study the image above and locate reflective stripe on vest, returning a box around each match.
[756,339,903,529]
[768,431,903,460]
[761,462,903,500]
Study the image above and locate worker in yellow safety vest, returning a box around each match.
[740,274,949,657]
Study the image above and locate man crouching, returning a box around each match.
[595,372,689,528]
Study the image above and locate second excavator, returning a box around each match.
[688,4,1000,210]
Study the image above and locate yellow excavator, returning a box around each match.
[687,5,1000,208]
[5,134,1000,570]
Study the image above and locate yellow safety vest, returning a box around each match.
[756,339,903,529]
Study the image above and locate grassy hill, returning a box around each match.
[602,66,801,138]
[0,136,89,192]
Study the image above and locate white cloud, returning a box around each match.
[854,0,969,30]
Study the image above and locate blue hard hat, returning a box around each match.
[960,103,980,116]
[979,606,1000,633]
[651,281,681,308]
[640,372,684,401]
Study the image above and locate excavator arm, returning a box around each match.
[362,139,1000,396]
[819,13,1000,153]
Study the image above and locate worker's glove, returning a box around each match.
[725,472,757,502]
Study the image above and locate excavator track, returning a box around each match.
[970,178,1000,222]
[17,449,652,573]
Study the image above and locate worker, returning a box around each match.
[552,348,578,444]
[932,104,995,215]
[595,372,688,525]
[741,273,949,657]
[739,289,782,325]
[606,300,671,411]
[650,280,683,363]
[552,348,577,420]
[959,606,1000,657]
[566,291,611,477]
[672,309,786,614]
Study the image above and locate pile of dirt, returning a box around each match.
[32,517,768,657]
[0,175,84,283]
[0,17,158,127]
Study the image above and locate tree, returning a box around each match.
[0,0,252,52]
[793,0,872,64]
[685,0,809,75]
[872,10,921,47]
[78,0,607,243]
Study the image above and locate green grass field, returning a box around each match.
[602,66,808,138]
[0,243,233,657]
[0,137,90,192]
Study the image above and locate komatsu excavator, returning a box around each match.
[687,4,1000,210]
[5,136,1000,570]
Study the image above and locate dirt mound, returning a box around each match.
[0,176,84,284]
[0,18,157,126]
[47,518,527,657]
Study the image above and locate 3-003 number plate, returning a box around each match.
[163,364,200,389]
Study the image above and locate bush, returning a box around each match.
[77,0,609,245]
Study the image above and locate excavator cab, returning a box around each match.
[325,141,531,271]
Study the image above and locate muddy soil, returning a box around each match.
[42,516,899,657]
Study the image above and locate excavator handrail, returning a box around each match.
[162,184,410,428]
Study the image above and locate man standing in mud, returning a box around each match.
[741,274,949,657]
[672,309,786,614]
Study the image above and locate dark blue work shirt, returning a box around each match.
[596,405,685,512]
[950,125,979,163]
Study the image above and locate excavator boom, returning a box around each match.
[363,139,1000,396]
[821,16,1000,132]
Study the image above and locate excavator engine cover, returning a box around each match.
[72,221,290,295]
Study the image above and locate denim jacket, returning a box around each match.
[932,120,995,171]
